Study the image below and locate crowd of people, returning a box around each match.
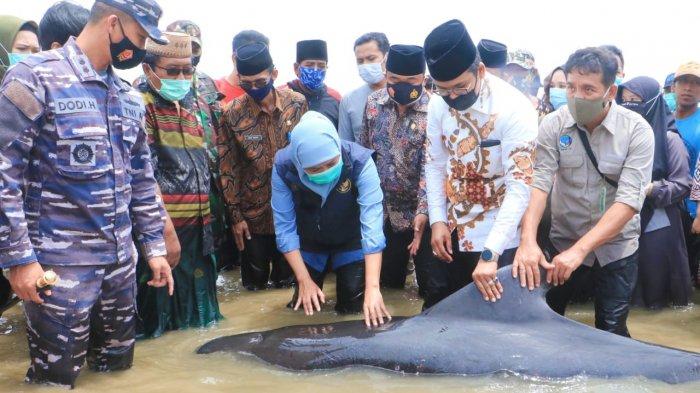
[0,0,698,389]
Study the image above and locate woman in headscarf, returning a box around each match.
[0,15,39,315]
[0,15,39,82]
[536,66,567,121]
[271,111,390,327]
[618,76,693,309]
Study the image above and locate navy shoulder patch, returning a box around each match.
[2,80,42,121]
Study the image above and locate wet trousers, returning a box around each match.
[23,258,136,388]
[241,234,294,290]
[546,250,638,337]
[288,261,365,314]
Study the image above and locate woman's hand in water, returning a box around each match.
[295,278,325,316]
[363,286,391,328]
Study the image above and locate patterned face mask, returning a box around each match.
[299,66,326,91]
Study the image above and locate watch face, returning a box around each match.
[482,250,493,261]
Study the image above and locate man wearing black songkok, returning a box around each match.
[423,20,538,305]
[218,42,308,291]
[283,39,342,127]
[358,44,440,308]
[477,39,507,78]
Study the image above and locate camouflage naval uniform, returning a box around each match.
[0,37,166,387]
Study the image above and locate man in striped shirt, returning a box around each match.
[135,31,222,338]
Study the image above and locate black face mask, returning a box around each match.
[192,55,201,67]
[620,100,645,116]
[109,19,146,70]
[442,77,481,111]
[387,82,423,106]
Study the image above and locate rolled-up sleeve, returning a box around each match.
[356,159,385,254]
[271,165,300,253]
[615,120,654,212]
[425,97,449,225]
[129,110,167,259]
[483,104,538,254]
[531,113,561,193]
[0,67,44,268]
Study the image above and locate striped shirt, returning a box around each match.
[139,81,215,254]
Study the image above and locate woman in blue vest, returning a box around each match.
[272,111,391,327]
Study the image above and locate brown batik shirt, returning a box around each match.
[218,89,307,235]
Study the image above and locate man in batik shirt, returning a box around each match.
[359,44,441,309]
[423,20,537,304]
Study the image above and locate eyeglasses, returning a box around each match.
[239,78,271,90]
[432,78,478,97]
[153,64,196,77]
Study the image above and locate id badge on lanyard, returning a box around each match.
[598,185,606,213]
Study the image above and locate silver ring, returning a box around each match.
[493,277,499,282]
[432,251,437,256]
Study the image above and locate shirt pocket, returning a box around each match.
[598,157,624,181]
[480,144,504,179]
[559,150,585,187]
[54,114,111,180]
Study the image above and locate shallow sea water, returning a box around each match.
[1,270,699,392]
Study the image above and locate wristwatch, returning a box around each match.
[481,248,498,263]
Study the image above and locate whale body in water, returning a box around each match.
[198,267,700,384]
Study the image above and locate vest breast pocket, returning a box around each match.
[54,114,111,180]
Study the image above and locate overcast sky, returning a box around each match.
[2,0,699,93]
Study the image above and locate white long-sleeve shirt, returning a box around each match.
[425,74,537,254]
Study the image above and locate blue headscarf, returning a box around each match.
[290,111,342,204]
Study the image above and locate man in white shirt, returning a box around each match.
[424,19,537,304]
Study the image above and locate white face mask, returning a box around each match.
[358,62,385,85]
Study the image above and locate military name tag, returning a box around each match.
[55,98,99,115]
[119,95,145,121]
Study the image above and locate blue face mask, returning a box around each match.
[663,92,677,112]
[358,62,385,85]
[549,87,567,110]
[299,66,326,91]
[243,78,274,102]
[8,52,30,66]
[157,78,192,102]
[614,76,624,86]
[306,159,343,185]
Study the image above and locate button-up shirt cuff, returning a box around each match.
[276,234,300,254]
[228,206,244,224]
[531,175,553,194]
[416,203,429,217]
[0,246,37,269]
[428,206,448,226]
[362,235,386,255]
[484,235,507,256]
[142,240,167,260]
[615,183,645,212]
